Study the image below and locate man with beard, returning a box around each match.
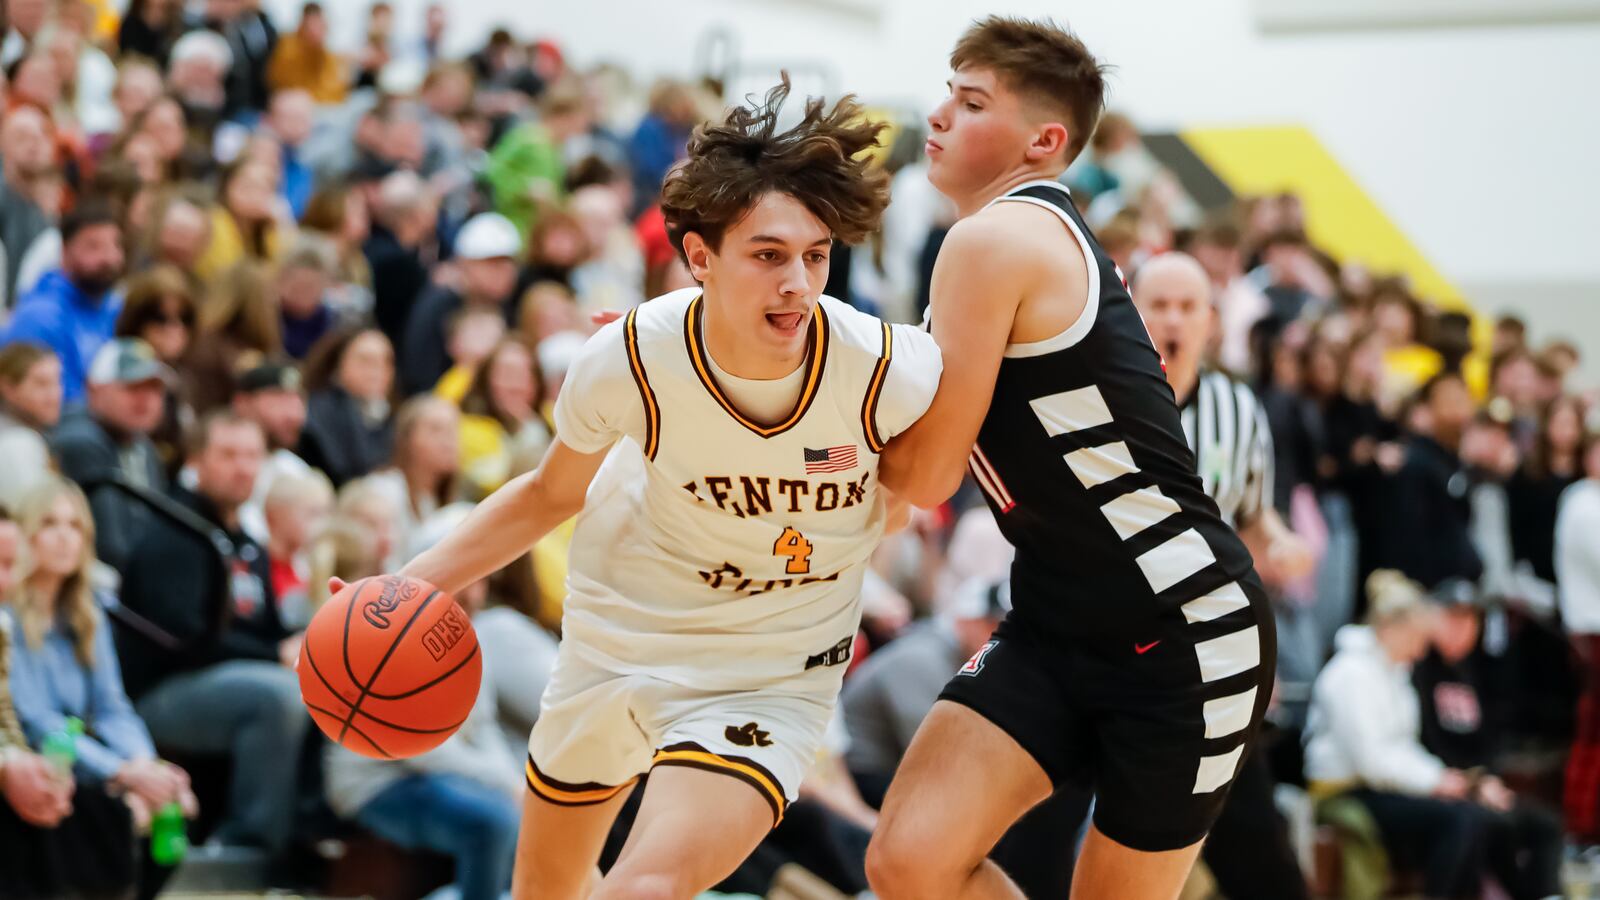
[2,201,125,403]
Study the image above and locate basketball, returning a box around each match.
[297,575,482,759]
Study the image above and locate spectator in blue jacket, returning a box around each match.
[2,201,126,404]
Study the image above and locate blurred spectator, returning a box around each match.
[4,476,196,896]
[116,411,306,856]
[49,338,168,575]
[1562,430,1600,842]
[118,0,189,68]
[299,185,374,318]
[366,394,460,562]
[94,56,164,157]
[1492,349,1544,451]
[1413,580,1563,898]
[0,104,56,305]
[0,342,60,510]
[517,279,583,348]
[350,1,392,92]
[195,156,284,284]
[184,261,279,412]
[265,2,345,105]
[167,28,233,138]
[1304,570,1487,898]
[1507,395,1584,585]
[0,0,49,69]
[262,467,330,632]
[298,326,395,487]
[136,192,210,278]
[114,265,197,470]
[3,201,123,403]
[433,306,505,402]
[567,182,644,313]
[486,79,590,235]
[1188,218,1269,375]
[401,212,520,395]
[1376,372,1484,589]
[324,572,521,900]
[275,234,344,360]
[457,335,551,498]
[264,88,315,219]
[420,3,448,64]
[0,506,83,889]
[230,361,310,545]
[516,207,592,295]
[125,94,189,183]
[1491,315,1527,361]
[36,18,116,138]
[327,475,400,582]
[627,79,697,208]
[363,170,436,347]
[201,0,276,120]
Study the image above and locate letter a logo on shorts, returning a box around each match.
[958,640,998,677]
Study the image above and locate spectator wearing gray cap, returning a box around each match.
[400,212,522,395]
[48,338,169,576]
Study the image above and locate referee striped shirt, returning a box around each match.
[1178,369,1274,528]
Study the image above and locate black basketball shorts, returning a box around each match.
[938,580,1276,852]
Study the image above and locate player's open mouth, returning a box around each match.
[765,311,807,334]
[1164,340,1182,362]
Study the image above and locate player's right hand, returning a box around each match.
[591,309,624,327]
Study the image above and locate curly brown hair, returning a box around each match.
[660,76,890,260]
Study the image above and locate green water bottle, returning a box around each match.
[150,801,188,865]
[40,717,83,776]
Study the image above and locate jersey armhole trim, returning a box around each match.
[862,321,893,453]
[623,308,661,460]
[987,188,1102,359]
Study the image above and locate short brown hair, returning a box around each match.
[951,16,1109,164]
[660,76,890,259]
[117,265,197,337]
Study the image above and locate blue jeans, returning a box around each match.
[357,775,519,900]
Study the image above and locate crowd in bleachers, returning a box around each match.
[0,0,1597,897]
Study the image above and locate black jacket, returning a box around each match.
[399,286,516,396]
[114,487,284,700]
[1378,435,1484,589]
[49,409,167,575]
[298,385,394,487]
[363,224,430,348]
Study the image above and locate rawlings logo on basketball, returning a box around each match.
[363,577,421,629]
[422,605,471,661]
[958,640,997,677]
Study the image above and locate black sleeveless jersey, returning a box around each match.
[965,181,1260,638]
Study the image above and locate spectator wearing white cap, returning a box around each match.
[48,338,170,575]
[167,28,233,133]
[399,213,521,395]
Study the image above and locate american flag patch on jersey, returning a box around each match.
[804,445,858,474]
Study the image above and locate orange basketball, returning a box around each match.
[298,575,482,759]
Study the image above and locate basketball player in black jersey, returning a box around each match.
[867,18,1277,899]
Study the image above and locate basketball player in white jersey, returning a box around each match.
[388,81,942,899]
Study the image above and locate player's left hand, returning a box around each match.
[590,309,624,327]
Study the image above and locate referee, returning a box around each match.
[1133,253,1313,900]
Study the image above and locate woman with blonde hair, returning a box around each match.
[3,475,196,895]
[183,261,283,412]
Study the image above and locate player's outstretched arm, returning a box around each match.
[399,437,610,595]
[877,215,1032,508]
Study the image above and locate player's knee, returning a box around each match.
[866,825,957,899]
[592,871,685,900]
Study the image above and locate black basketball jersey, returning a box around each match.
[966,180,1259,638]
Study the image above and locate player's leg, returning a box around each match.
[865,700,1054,899]
[512,645,654,899]
[1071,591,1277,900]
[867,625,1079,899]
[591,765,777,899]
[593,675,837,898]
[1071,825,1203,900]
[510,774,636,900]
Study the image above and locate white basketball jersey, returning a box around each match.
[553,288,942,690]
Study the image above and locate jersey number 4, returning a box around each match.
[773,527,814,575]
